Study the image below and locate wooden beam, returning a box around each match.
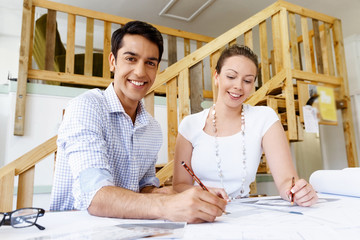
[190,62,204,113]
[168,35,177,66]
[103,21,111,78]
[278,0,337,24]
[184,38,190,57]
[33,0,214,43]
[156,160,174,186]
[297,81,309,123]
[44,10,56,71]
[178,69,190,123]
[65,13,76,74]
[301,16,312,72]
[166,78,178,162]
[148,2,282,93]
[0,136,57,178]
[333,20,359,167]
[84,17,94,76]
[28,69,112,87]
[271,12,282,74]
[259,20,270,83]
[246,69,286,106]
[17,167,35,209]
[14,0,33,136]
[292,69,342,86]
[280,8,297,140]
[288,12,301,70]
[325,23,335,76]
[144,92,154,117]
[312,19,324,74]
[0,169,15,212]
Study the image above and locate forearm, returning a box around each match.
[173,182,195,193]
[87,186,165,219]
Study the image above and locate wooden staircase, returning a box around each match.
[1,0,358,212]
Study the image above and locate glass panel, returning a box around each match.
[11,209,38,228]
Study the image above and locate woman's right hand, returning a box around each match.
[207,187,230,201]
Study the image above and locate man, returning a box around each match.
[50,20,226,223]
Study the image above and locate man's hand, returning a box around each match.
[160,187,227,223]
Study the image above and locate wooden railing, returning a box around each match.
[14,0,214,136]
[145,0,357,165]
[3,0,358,212]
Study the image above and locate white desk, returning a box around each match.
[1,194,359,240]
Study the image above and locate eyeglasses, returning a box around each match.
[0,208,45,230]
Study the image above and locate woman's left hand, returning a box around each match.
[286,178,318,207]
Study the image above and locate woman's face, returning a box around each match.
[215,55,257,108]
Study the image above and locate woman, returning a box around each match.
[173,45,318,206]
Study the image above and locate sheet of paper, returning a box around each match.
[181,194,360,240]
[310,168,360,197]
[303,105,319,133]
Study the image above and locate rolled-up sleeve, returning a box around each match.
[60,97,112,210]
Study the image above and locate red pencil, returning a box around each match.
[181,161,209,191]
[291,177,295,205]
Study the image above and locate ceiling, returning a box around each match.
[2,0,360,39]
[46,0,360,38]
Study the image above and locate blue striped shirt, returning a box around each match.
[50,83,162,211]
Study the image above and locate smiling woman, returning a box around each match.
[172,45,319,207]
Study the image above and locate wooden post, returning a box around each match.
[300,16,312,72]
[178,69,190,123]
[168,35,177,66]
[85,17,94,76]
[280,8,297,140]
[288,13,301,70]
[166,78,178,161]
[312,19,324,74]
[190,62,204,113]
[0,170,15,212]
[245,29,256,93]
[103,21,112,78]
[17,167,35,209]
[144,92,155,117]
[271,12,283,74]
[297,81,310,123]
[325,23,335,76]
[14,0,33,136]
[65,14,76,74]
[44,10,57,71]
[259,20,270,84]
[333,20,359,167]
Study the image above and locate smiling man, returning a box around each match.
[50,21,227,223]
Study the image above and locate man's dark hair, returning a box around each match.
[111,20,164,63]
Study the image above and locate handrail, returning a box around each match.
[0,136,57,179]
[148,1,282,93]
[33,0,214,43]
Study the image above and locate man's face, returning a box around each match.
[109,34,159,107]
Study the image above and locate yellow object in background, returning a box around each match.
[317,86,337,121]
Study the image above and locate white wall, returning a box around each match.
[0,83,169,190]
[316,34,360,169]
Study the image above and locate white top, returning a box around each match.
[179,104,279,198]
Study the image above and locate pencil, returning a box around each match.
[291,177,295,205]
[181,161,230,215]
[181,161,209,191]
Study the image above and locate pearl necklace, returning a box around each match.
[211,104,247,199]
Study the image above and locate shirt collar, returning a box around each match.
[104,83,149,126]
